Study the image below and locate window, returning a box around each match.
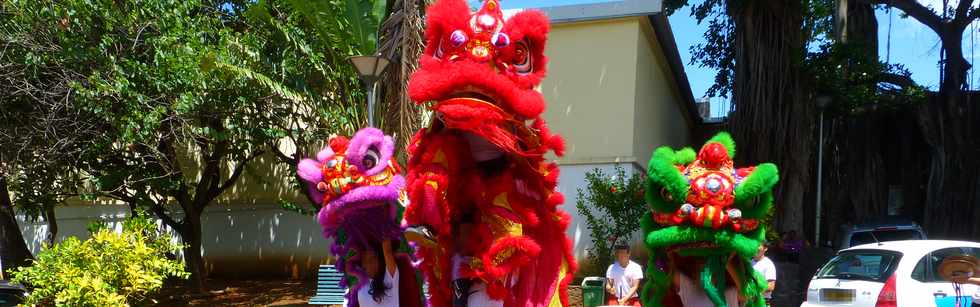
[910,247,980,283]
[816,250,902,283]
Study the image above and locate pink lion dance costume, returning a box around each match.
[403,0,576,305]
[297,128,422,307]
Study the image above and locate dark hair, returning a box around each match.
[614,244,630,252]
[367,241,391,303]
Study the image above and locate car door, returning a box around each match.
[905,247,980,307]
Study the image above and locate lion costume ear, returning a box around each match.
[705,132,736,158]
[500,9,550,87]
[346,127,395,176]
[422,0,472,57]
[646,146,691,213]
[734,163,779,217]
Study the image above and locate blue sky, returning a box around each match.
[484,0,976,117]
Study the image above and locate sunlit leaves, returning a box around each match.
[10,214,188,306]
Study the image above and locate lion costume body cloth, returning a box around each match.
[402,0,576,306]
[640,133,780,307]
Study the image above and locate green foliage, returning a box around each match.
[234,0,374,136]
[11,214,188,307]
[4,163,82,225]
[665,0,736,98]
[278,199,317,215]
[343,0,388,53]
[806,42,927,114]
[663,0,849,99]
[229,0,406,212]
[574,165,647,273]
[0,0,396,286]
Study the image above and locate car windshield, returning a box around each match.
[849,229,923,247]
[816,250,902,282]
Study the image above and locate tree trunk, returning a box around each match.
[43,205,57,247]
[820,0,884,243]
[379,0,425,163]
[726,0,813,236]
[180,207,206,293]
[845,1,878,58]
[917,21,980,239]
[918,93,980,239]
[0,176,33,274]
[824,114,890,225]
[940,27,970,94]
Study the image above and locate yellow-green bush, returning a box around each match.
[11,214,188,306]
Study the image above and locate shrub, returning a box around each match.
[11,213,188,306]
[574,165,647,275]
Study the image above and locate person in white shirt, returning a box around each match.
[751,243,777,305]
[357,239,399,307]
[606,244,643,306]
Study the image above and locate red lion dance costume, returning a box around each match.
[402,0,576,306]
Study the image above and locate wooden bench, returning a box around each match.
[308,265,348,305]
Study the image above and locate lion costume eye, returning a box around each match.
[491,32,510,48]
[660,187,674,202]
[449,30,467,48]
[363,148,380,170]
[512,41,532,74]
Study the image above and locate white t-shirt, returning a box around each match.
[606,260,643,299]
[752,256,777,299]
[357,269,399,307]
[676,273,739,307]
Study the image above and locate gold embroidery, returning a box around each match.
[433,150,449,168]
[493,193,512,210]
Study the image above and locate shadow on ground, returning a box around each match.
[152,278,318,306]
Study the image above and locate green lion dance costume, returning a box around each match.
[640,132,779,307]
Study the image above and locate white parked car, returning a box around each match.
[802,240,980,307]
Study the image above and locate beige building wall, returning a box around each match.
[543,17,691,166]
[633,17,691,163]
[542,18,640,165]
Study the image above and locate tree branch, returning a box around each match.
[879,72,919,89]
[150,203,182,231]
[269,142,297,164]
[868,0,943,33]
[159,137,191,206]
[955,0,974,21]
[216,149,264,196]
[955,5,980,29]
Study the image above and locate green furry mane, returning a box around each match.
[639,132,778,307]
